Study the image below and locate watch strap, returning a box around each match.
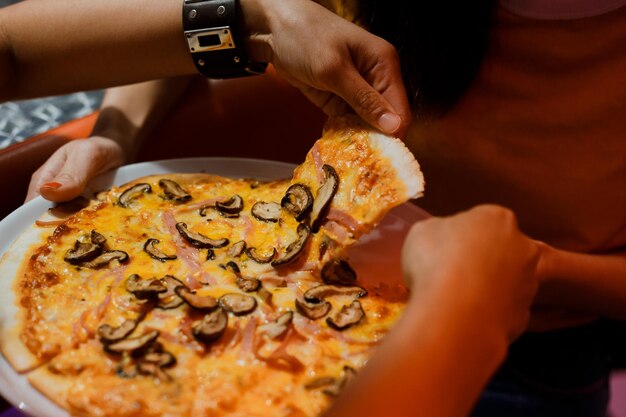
[182,0,267,79]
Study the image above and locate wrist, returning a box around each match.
[90,107,139,162]
[409,269,513,347]
[238,0,273,62]
[407,291,509,372]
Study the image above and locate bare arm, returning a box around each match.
[27,77,193,201]
[534,245,626,322]
[93,76,194,161]
[0,0,193,100]
[326,206,541,417]
[325,289,508,417]
[0,0,410,134]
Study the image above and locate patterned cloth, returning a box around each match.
[0,92,103,149]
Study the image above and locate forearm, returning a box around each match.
[0,0,196,100]
[92,76,195,161]
[537,244,626,320]
[325,291,508,417]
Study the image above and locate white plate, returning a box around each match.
[0,157,429,417]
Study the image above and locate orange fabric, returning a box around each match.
[408,6,626,252]
[0,113,98,219]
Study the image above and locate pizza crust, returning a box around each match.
[0,214,54,372]
[27,366,71,410]
[323,116,425,200]
[368,131,424,199]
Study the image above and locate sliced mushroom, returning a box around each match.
[90,230,107,247]
[81,250,129,269]
[257,311,293,339]
[106,330,160,354]
[116,355,138,378]
[322,366,357,397]
[97,319,138,344]
[326,300,365,331]
[142,351,176,368]
[175,222,229,248]
[118,183,152,207]
[246,246,276,264]
[305,376,338,390]
[192,308,228,344]
[235,276,261,292]
[215,195,244,215]
[257,285,274,306]
[219,293,257,315]
[125,274,167,299]
[198,205,211,217]
[295,298,331,320]
[224,261,241,275]
[143,238,177,262]
[136,361,171,381]
[64,240,102,265]
[271,223,311,267]
[175,286,218,311]
[158,179,191,202]
[281,184,313,221]
[304,285,368,304]
[157,275,186,309]
[251,201,281,223]
[228,240,247,258]
[321,259,357,286]
[310,164,339,232]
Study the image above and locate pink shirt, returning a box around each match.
[501,0,626,19]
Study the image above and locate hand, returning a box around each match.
[243,0,412,137]
[401,205,541,342]
[26,136,125,202]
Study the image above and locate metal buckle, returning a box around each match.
[184,27,236,53]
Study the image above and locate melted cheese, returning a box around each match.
[19,117,419,417]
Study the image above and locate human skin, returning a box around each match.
[0,0,410,135]
[324,205,541,417]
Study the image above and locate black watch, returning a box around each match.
[182,0,268,79]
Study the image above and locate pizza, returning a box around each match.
[0,116,424,417]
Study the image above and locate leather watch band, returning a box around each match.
[182,0,267,79]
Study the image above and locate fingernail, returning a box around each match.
[378,113,401,134]
[42,181,63,190]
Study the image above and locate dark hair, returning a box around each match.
[358,0,497,118]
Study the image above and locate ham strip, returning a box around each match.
[326,208,362,235]
[310,142,325,182]
[254,328,305,373]
[162,210,214,285]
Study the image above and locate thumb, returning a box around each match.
[335,70,403,136]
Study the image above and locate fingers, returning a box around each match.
[354,39,412,136]
[324,35,411,137]
[26,146,71,202]
[39,159,94,202]
[332,68,404,137]
[26,138,125,203]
